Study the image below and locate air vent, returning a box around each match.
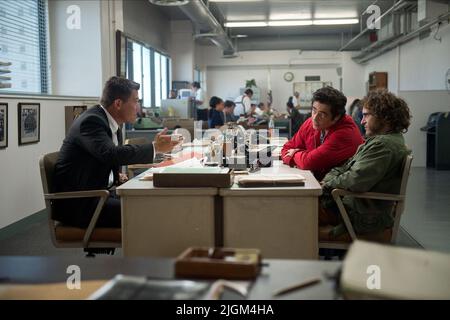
[305,76,321,81]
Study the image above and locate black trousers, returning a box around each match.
[53,190,121,228]
[95,190,121,228]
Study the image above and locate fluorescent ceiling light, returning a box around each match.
[225,18,359,28]
[227,15,266,21]
[210,0,264,2]
[313,19,359,25]
[314,11,357,19]
[233,34,248,38]
[268,20,313,26]
[269,13,312,20]
[224,21,268,27]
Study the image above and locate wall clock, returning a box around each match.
[283,72,294,82]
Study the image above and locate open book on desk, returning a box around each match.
[236,173,306,187]
[139,153,205,181]
[88,275,250,300]
[341,240,450,299]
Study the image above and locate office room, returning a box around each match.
[0,0,450,307]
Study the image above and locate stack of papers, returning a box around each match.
[236,174,306,187]
[139,157,205,181]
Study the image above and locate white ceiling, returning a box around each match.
[156,0,400,50]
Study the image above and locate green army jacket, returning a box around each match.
[321,133,410,235]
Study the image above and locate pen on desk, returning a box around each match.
[273,277,322,297]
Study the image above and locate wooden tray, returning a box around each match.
[175,247,262,280]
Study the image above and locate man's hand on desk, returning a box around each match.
[283,148,300,159]
[153,128,182,154]
[119,173,129,184]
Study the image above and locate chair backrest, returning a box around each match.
[39,152,59,195]
[391,154,413,243]
[399,154,413,196]
[39,151,60,246]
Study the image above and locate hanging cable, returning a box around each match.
[433,22,442,42]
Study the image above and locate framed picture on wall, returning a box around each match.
[0,103,7,149]
[18,103,40,145]
[65,105,87,135]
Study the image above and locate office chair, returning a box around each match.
[318,155,413,256]
[39,152,121,257]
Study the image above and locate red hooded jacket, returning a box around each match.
[281,115,364,180]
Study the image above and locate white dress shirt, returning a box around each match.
[100,105,120,186]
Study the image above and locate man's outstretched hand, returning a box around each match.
[153,128,182,154]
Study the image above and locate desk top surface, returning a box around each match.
[0,256,340,300]
[117,161,322,196]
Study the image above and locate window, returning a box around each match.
[0,0,48,93]
[132,42,142,100]
[154,51,161,107]
[194,68,201,83]
[142,47,151,108]
[125,37,171,108]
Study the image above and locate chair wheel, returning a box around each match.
[84,248,116,257]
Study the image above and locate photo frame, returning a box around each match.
[65,105,87,135]
[18,103,40,145]
[0,103,7,149]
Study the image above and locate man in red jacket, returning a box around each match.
[281,86,364,180]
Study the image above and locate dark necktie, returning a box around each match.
[112,127,123,186]
[117,127,123,146]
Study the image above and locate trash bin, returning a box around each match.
[421,112,450,170]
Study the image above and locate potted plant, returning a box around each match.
[245,79,256,88]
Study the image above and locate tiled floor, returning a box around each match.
[401,167,450,253]
[0,167,448,256]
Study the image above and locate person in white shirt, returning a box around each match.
[233,88,253,117]
[191,81,208,121]
[292,91,300,108]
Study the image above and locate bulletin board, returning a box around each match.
[293,81,332,109]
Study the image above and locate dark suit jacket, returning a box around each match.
[53,105,154,227]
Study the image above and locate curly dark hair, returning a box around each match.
[312,86,347,119]
[361,89,411,133]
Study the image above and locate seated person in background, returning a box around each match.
[348,98,365,136]
[252,103,264,117]
[53,77,180,228]
[169,89,177,99]
[286,100,303,136]
[292,91,300,108]
[281,86,364,180]
[224,100,238,123]
[208,96,225,129]
[320,89,412,238]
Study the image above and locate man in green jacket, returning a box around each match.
[320,89,412,237]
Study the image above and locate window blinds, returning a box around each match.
[0,0,48,93]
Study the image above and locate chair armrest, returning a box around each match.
[128,164,155,169]
[45,190,110,200]
[331,189,404,201]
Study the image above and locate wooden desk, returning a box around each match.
[220,161,322,259]
[0,256,341,300]
[118,157,321,259]
[117,180,217,257]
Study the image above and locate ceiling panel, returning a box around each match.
[152,0,399,51]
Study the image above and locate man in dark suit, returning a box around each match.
[53,77,179,228]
